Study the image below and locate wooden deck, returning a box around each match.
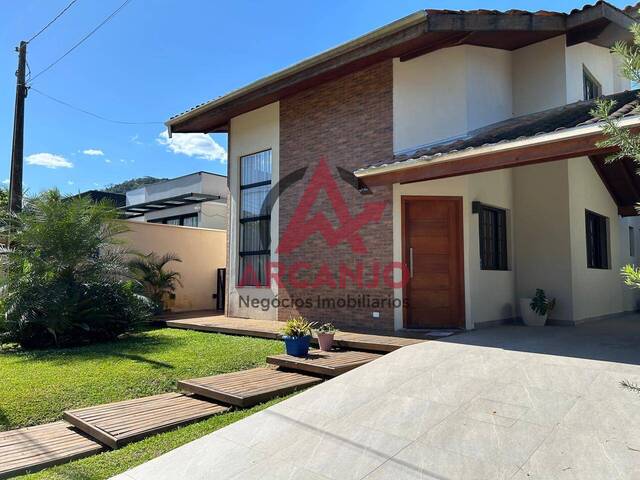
[163,314,427,353]
[63,393,229,449]
[266,349,382,377]
[0,421,103,479]
[179,367,323,408]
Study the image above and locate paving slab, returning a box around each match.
[114,314,640,480]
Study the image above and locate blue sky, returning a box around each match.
[0,0,632,194]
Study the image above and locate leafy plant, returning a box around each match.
[128,252,183,314]
[621,379,640,395]
[281,316,315,338]
[316,322,337,334]
[530,289,556,316]
[0,190,152,348]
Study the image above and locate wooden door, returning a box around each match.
[402,196,464,329]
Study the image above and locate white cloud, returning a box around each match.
[157,130,227,163]
[2,179,8,185]
[105,159,112,164]
[130,134,142,145]
[26,153,73,169]
[67,180,74,186]
[83,149,104,156]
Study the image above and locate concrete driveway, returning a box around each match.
[113,315,640,480]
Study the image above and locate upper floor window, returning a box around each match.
[583,67,602,101]
[586,210,609,269]
[478,204,508,271]
[239,150,272,286]
[630,226,636,257]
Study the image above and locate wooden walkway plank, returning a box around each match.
[63,393,229,449]
[266,349,382,377]
[179,367,322,408]
[163,315,428,353]
[0,422,103,479]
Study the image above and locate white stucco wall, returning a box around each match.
[227,102,280,320]
[513,160,574,322]
[568,157,625,321]
[565,43,616,104]
[392,47,468,153]
[511,36,567,117]
[393,168,516,330]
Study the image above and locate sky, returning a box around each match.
[0,0,633,195]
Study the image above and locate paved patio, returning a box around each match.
[112,315,640,480]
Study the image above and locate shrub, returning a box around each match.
[129,252,182,314]
[0,190,152,348]
[281,316,315,338]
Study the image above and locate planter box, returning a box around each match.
[283,335,312,357]
[520,298,548,327]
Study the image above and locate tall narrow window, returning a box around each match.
[239,150,272,286]
[583,66,602,101]
[478,205,508,271]
[630,226,635,257]
[586,210,609,269]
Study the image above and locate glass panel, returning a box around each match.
[166,218,180,226]
[182,215,198,227]
[240,220,270,253]
[241,150,272,186]
[239,254,269,286]
[240,184,269,219]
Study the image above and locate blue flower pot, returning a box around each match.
[282,335,312,357]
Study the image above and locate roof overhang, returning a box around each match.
[353,116,640,189]
[119,192,222,219]
[166,2,636,135]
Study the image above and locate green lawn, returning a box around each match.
[0,327,284,430]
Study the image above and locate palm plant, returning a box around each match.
[0,190,152,348]
[129,252,183,313]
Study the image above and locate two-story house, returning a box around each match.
[165,2,640,332]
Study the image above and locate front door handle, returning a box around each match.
[409,247,414,279]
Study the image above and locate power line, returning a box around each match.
[27,0,80,44]
[30,87,163,125]
[29,0,134,83]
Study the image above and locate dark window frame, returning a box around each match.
[478,204,509,271]
[583,66,602,101]
[238,149,272,287]
[630,226,636,257]
[585,210,610,269]
[149,212,198,227]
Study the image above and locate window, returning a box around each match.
[630,226,636,257]
[586,210,609,269]
[239,150,272,286]
[583,67,602,101]
[478,205,508,271]
[150,213,199,227]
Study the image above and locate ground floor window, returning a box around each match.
[586,210,609,269]
[477,204,508,271]
[150,213,198,227]
[239,150,272,286]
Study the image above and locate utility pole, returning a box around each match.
[9,40,27,214]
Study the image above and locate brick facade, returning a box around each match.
[278,60,396,331]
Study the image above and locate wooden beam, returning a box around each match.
[361,130,635,187]
[399,32,472,61]
[425,12,566,32]
[589,154,625,208]
[619,205,638,216]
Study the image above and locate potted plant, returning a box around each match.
[316,323,337,351]
[519,289,556,326]
[281,317,315,357]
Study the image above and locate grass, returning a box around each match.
[0,327,284,430]
[18,397,286,480]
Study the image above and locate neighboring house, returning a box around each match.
[121,171,228,230]
[165,3,640,332]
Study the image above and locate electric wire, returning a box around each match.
[26,0,80,44]
[30,87,163,125]
[29,0,134,83]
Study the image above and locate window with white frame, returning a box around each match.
[238,150,272,286]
